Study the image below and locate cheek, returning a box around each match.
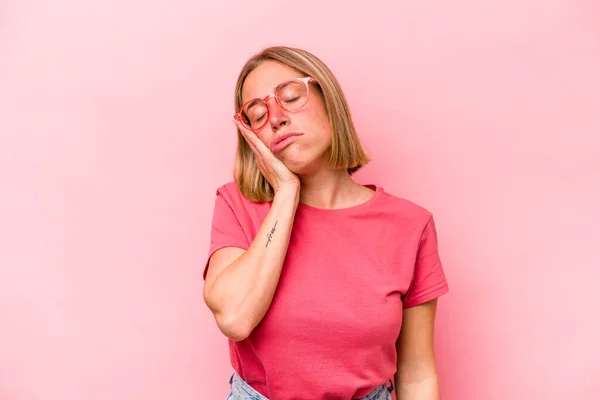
[305,101,329,131]
[256,131,270,146]
[314,102,330,130]
[312,110,331,139]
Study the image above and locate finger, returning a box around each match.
[233,120,267,170]
[233,119,271,157]
[234,119,257,150]
[233,119,256,149]
[233,119,256,145]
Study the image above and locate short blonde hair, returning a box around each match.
[233,46,371,202]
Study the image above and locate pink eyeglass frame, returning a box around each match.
[234,76,318,131]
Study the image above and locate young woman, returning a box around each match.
[203,46,449,400]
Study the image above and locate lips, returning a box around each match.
[270,132,302,153]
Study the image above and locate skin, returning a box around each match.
[395,299,441,399]
[236,60,442,399]
[238,60,375,210]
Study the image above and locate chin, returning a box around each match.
[279,147,328,175]
[283,160,310,175]
[283,158,323,176]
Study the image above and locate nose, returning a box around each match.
[266,96,289,132]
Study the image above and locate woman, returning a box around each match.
[203,46,449,400]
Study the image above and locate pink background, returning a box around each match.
[1,0,599,399]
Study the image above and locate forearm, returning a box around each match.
[394,369,440,400]
[209,187,299,338]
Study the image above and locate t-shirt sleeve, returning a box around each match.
[203,190,250,280]
[402,215,449,308]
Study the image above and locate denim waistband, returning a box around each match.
[227,372,394,400]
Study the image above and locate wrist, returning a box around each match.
[274,185,300,206]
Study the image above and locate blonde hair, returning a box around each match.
[233,46,371,202]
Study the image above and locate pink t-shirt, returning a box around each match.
[203,181,449,400]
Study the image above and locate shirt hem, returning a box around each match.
[402,283,449,308]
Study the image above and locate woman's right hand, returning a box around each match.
[234,118,301,195]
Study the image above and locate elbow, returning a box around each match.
[216,312,252,341]
[203,285,253,341]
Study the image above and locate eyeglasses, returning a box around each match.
[234,76,317,131]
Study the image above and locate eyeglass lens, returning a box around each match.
[240,80,309,129]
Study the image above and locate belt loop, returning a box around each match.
[229,372,235,385]
[387,378,394,392]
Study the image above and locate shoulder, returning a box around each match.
[374,186,435,234]
[214,181,245,202]
[212,180,270,218]
[377,187,433,220]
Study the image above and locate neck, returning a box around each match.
[297,168,365,210]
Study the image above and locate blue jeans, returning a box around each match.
[226,371,394,400]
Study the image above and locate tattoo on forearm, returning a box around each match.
[266,221,278,247]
